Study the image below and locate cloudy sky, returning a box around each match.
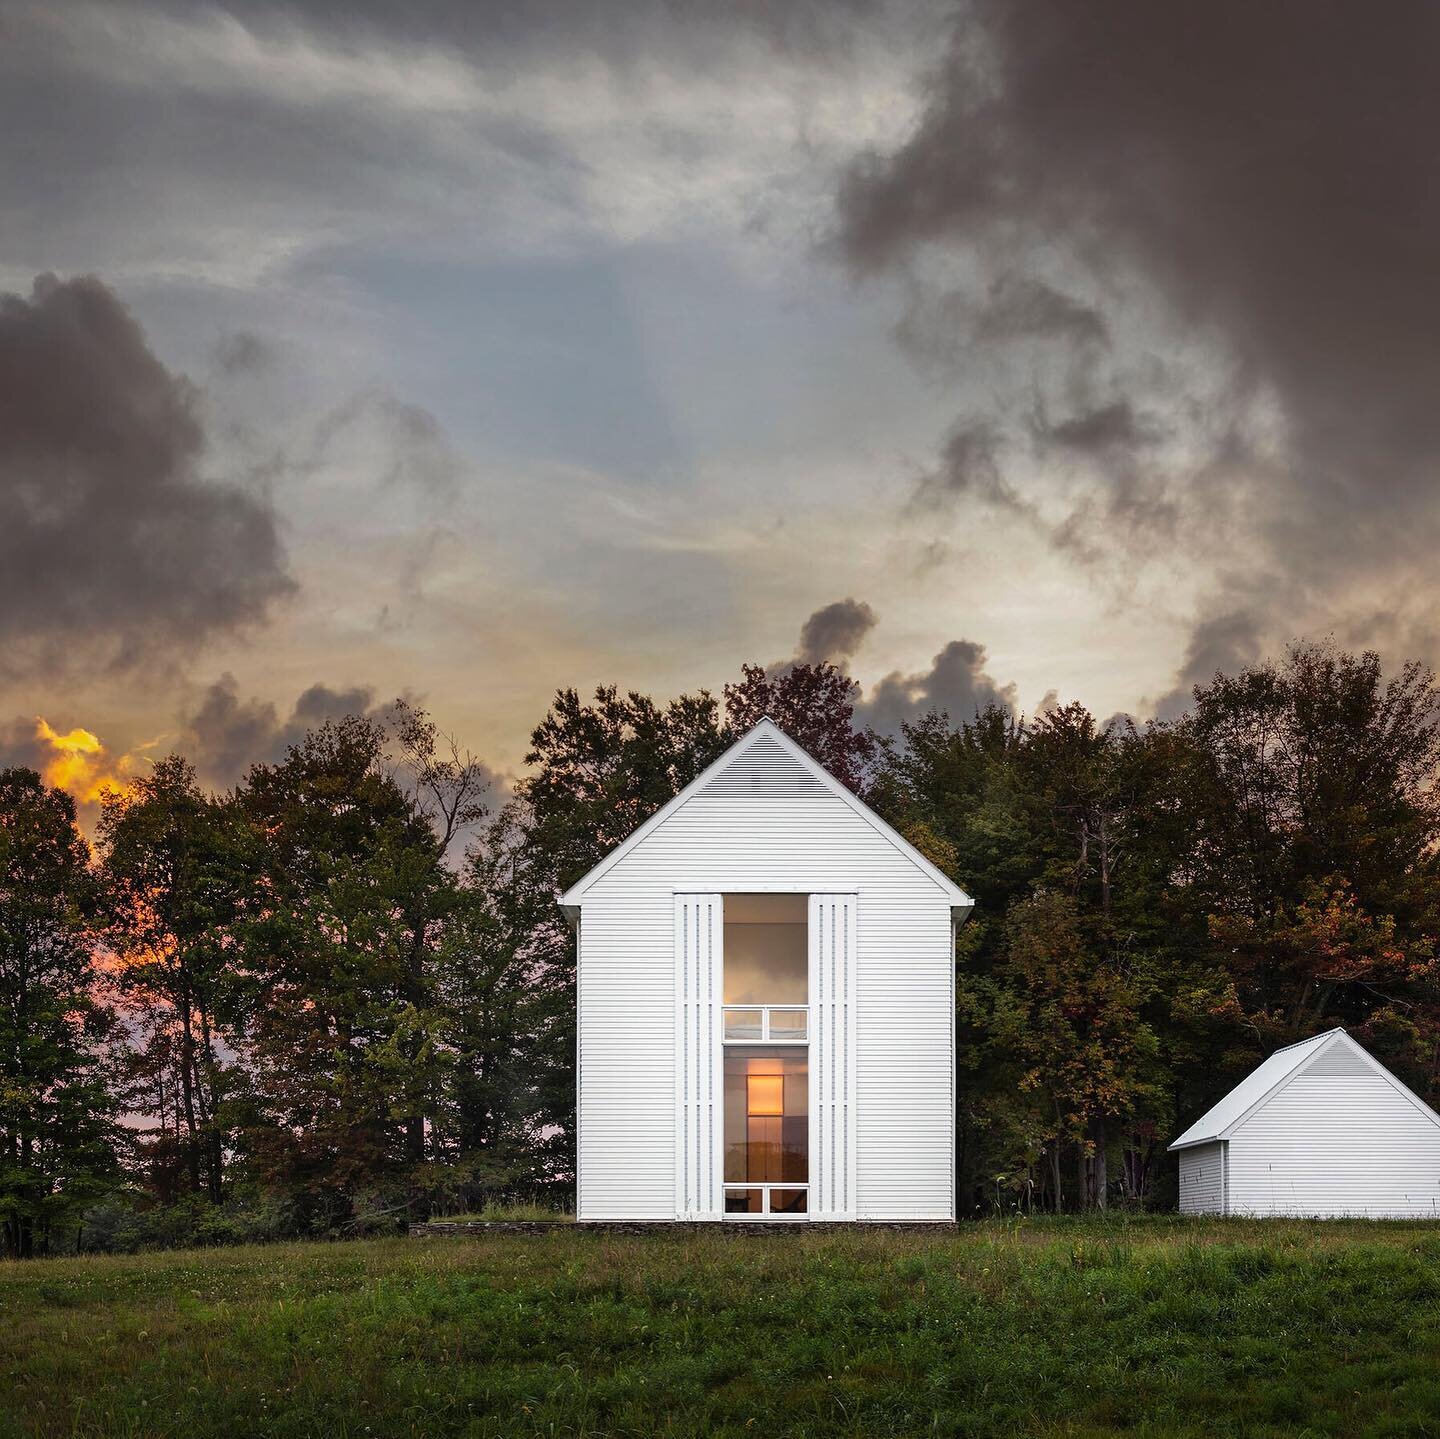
[4,0,1437,806]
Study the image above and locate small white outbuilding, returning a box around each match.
[559,718,973,1223]
[1170,1027,1440,1218]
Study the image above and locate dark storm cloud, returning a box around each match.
[179,675,510,839]
[181,677,284,784]
[973,276,1108,349]
[858,637,1017,735]
[838,1,1440,666]
[179,674,397,785]
[213,330,276,376]
[898,274,1108,372]
[784,602,1019,735]
[1150,610,1264,723]
[796,598,878,666]
[0,274,293,678]
[0,716,47,773]
[1037,401,1150,457]
[914,421,1016,511]
[1036,397,1179,562]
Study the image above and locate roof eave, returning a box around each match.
[1167,1134,1217,1152]
[1166,1028,1348,1151]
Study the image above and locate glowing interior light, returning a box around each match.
[747,1073,784,1117]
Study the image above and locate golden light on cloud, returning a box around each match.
[35,717,142,805]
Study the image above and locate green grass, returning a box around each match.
[7,1216,1440,1437]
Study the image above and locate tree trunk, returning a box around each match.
[401,918,430,1191]
[1098,814,1113,919]
[404,1116,426,1167]
[6,1216,33,1260]
[957,1115,969,1219]
[178,986,202,1194]
[1122,1142,1138,1202]
[197,1006,224,1205]
[1122,1135,1156,1204]
[1090,1116,1108,1210]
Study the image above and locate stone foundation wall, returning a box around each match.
[409,1220,960,1237]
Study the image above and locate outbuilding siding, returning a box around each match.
[574,732,958,1222]
[1227,1063,1440,1218]
[1178,1141,1226,1214]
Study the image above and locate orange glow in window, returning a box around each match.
[747,1074,784,1117]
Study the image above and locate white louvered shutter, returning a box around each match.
[810,893,858,1219]
[674,894,723,1219]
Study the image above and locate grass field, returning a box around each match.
[7,1217,1440,1438]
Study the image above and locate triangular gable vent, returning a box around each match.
[1307,1043,1375,1079]
[705,733,827,796]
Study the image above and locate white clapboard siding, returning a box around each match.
[1178,1141,1226,1214]
[1229,1065,1440,1218]
[1170,1029,1440,1219]
[568,722,968,1222]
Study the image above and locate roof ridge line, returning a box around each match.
[1268,1026,1345,1055]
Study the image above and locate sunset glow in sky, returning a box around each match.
[6,1,1439,804]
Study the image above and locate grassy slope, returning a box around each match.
[5,1217,1440,1438]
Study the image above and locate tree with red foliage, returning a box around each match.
[723,661,876,792]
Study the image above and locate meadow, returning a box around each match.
[6,1216,1440,1438]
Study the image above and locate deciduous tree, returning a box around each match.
[0,769,120,1256]
[98,757,240,1203]
[724,661,875,791]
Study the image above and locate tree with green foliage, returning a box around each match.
[870,701,1226,1211]
[867,705,1036,918]
[1182,643,1440,1083]
[230,716,456,1228]
[19,636,1440,1241]
[0,768,120,1256]
[388,701,493,1175]
[502,684,728,1182]
[426,804,575,1207]
[521,685,727,896]
[98,756,241,1204]
[990,890,1159,1210]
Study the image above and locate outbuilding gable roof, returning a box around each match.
[558,718,974,918]
[1168,1028,1440,1150]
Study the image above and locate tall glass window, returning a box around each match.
[723,1049,808,1210]
[722,895,808,1216]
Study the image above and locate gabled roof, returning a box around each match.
[1168,1028,1440,1150]
[558,718,974,919]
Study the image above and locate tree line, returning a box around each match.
[4,643,1440,1254]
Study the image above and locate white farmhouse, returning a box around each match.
[1170,1028,1440,1218]
[559,718,973,1223]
